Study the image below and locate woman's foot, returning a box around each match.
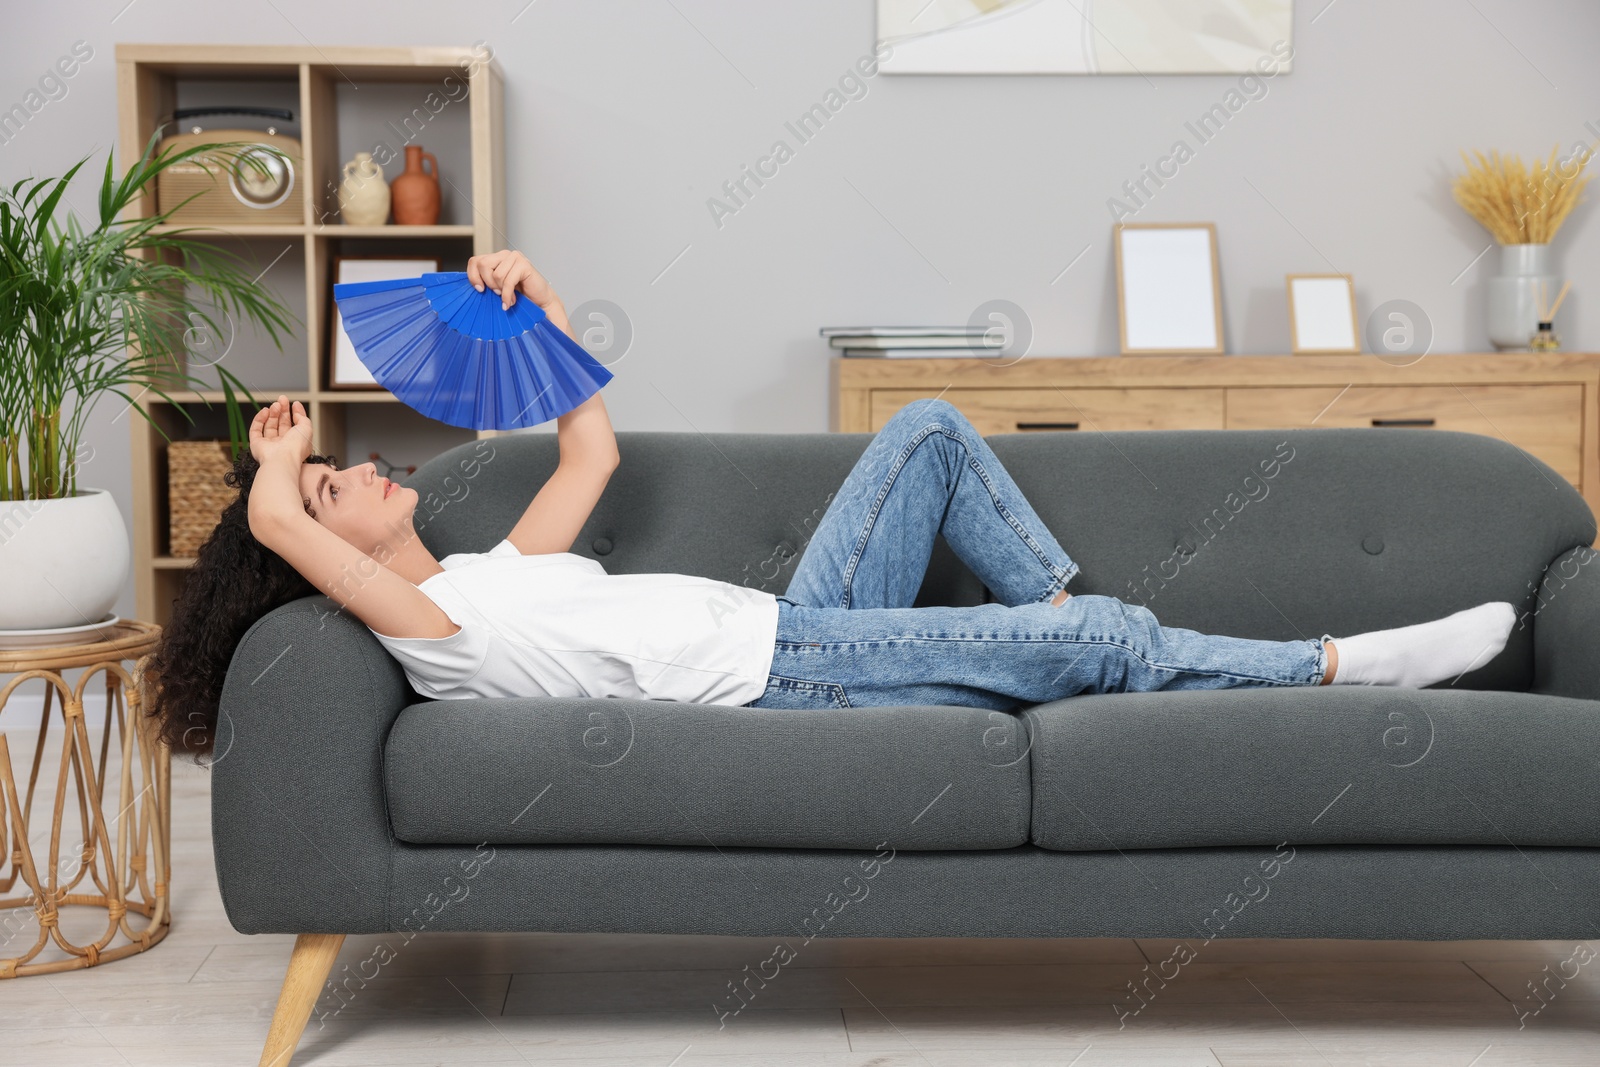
[1321,602,1516,688]
[1051,587,1072,606]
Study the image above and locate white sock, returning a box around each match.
[1326,601,1516,688]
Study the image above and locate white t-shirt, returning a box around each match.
[369,538,779,706]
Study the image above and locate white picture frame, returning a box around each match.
[1286,273,1360,354]
[327,256,440,389]
[1114,222,1224,355]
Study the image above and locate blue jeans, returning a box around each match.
[741,398,1330,711]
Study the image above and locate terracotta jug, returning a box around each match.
[390,145,440,225]
[338,151,390,226]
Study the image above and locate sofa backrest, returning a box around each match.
[409,426,1596,693]
[983,427,1594,692]
[407,430,989,609]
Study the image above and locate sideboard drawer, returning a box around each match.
[1226,384,1584,483]
[869,388,1225,435]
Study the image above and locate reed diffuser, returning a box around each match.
[1451,143,1592,349]
[1530,279,1573,351]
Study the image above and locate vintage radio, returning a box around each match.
[156,107,303,225]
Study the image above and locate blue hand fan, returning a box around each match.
[331,271,614,430]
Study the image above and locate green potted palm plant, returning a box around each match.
[0,133,296,633]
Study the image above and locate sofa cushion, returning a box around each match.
[384,698,1032,850]
[1027,686,1600,850]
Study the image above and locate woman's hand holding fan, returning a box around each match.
[467,248,556,311]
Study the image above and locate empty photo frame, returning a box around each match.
[1286,274,1360,354]
[1114,222,1224,355]
[327,255,441,389]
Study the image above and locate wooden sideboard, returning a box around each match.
[832,352,1600,524]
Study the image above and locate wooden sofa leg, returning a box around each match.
[258,932,346,1067]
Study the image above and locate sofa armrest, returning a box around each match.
[210,597,412,934]
[1530,545,1600,700]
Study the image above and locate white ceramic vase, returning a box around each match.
[1487,243,1558,351]
[338,151,390,226]
[0,488,129,630]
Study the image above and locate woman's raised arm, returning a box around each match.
[465,249,621,554]
[247,398,462,641]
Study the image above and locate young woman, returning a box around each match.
[145,250,1516,758]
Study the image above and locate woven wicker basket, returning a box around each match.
[167,440,237,558]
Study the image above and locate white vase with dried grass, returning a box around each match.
[1451,144,1592,350]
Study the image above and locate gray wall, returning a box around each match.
[2,0,1598,627]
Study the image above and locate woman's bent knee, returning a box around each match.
[895,396,972,436]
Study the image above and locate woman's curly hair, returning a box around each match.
[143,446,338,765]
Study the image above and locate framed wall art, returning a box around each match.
[876,0,1293,75]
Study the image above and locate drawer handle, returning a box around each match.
[1370,418,1435,428]
[1016,421,1080,431]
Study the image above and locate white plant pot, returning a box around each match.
[0,488,130,630]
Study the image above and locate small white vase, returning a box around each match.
[338,151,390,226]
[0,487,129,630]
[1487,243,1558,351]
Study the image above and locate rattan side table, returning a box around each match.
[0,619,170,977]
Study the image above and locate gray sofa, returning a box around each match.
[213,422,1600,1064]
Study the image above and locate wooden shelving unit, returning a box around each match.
[115,44,505,625]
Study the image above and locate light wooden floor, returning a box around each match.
[4,727,1600,1065]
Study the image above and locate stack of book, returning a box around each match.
[820,325,1001,358]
